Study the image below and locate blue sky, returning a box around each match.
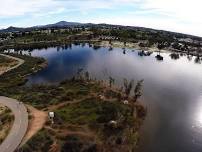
[0,0,202,37]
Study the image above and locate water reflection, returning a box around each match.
[123,48,126,54]
[138,50,153,57]
[195,56,202,64]
[194,95,202,126]
[155,54,163,61]
[187,55,193,61]
[170,53,180,60]
[108,46,113,51]
[8,43,202,152]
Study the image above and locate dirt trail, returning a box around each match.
[45,126,95,141]
[0,54,24,75]
[21,105,47,145]
[44,96,93,112]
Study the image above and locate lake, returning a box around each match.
[25,43,202,152]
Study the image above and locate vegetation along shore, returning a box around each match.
[2,21,201,152]
[0,53,146,152]
[1,22,202,58]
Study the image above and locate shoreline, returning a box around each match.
[0,48,146,151]
[0,39,197,56]
[93,40,169,53]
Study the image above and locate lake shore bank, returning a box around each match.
[1,38,201,57]
[0,52,146,152]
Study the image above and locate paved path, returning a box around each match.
[0,54,28,152]
[0,96,28,152]
[0,53,24,75]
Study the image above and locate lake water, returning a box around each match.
[26,43,202,152]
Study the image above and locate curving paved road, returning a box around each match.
[0,54,28,152]
[0,96,28,152]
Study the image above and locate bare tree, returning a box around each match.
[109,76,115,88]
[133,80,144,103]
[76,68,83,80]
[85,71,90,81]
[131,80,144,117]
[123,79,134,98]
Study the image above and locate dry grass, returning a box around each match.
[0,55,18,75]
[0,104,14,144]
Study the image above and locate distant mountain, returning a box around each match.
[0,21,201,39]
[0,26,25,33]
[39,21,82,28]
[0,21,85,33]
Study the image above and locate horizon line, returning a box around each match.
[1,21,201,38]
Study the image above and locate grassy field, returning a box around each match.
[21,95,145,152]
[55,98,132,125]
[18,77,146,152]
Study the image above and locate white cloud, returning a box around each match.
[142,0,202,23]
[0,0,52,16]
[0,0,202,36]
[86,13,202,36]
